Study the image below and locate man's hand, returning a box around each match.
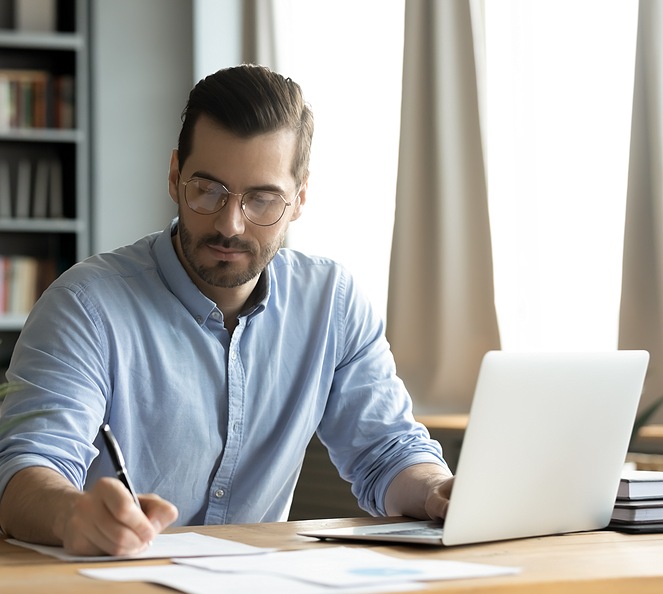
[384,463,454,520]
[56,477,179,555]
[422,474,454,520]
[0,467,178,556]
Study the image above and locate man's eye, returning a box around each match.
[249,192,276,206]
[197,181,222,195]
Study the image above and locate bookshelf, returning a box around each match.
[0,0,89,377]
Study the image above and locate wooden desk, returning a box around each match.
[2,517,663,593]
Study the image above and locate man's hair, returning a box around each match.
[178,64,314,187]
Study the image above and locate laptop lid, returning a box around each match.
[299,350,649,546]
[441,350,648,545]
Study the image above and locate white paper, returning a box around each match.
[80,564,423,594]
[176,546,520,587]
[7,532,274,562]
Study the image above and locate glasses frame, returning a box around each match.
[181,176,294,227]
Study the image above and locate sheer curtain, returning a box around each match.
[194,0,643,417]
[386,0,500,414]
[241,0,278,65]
[485,0,638,354]
[269,1,406,319]
[619,0,663,424]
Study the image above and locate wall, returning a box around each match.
[193,0,242,81]
[90,0,193,253]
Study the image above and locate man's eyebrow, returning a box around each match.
[190,171,287,194]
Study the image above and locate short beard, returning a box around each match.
[177,212,285,288]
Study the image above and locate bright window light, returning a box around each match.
[275,1,405,320]
[484,0,639,351]
[197,1,639,350]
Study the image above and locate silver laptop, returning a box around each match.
[300,350,649,546]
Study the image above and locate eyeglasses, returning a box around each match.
[181,176,293,227]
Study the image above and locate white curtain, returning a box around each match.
[241,0,279,66]
[387,0,500,414]
[619,0,663,424]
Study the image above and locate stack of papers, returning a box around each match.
[9,532,520,593]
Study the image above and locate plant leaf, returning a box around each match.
[0,382,23,400]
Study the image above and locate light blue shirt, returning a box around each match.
[0,220,446,525]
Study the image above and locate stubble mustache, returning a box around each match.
[197,233,256,254]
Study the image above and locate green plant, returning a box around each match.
[0,382,20,400]
[0,381,34,433]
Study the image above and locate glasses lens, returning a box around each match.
[185,178,227,214]
[243,191,287,226]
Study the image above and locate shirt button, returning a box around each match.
[195,315,203,324]
[214,489,225,499]
[211,311,221,321]
[230,351,237,361]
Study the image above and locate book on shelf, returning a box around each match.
[0,161,10,217]
[32,158,49,218]
[14,158,31,218]
[0,73,11,131]
[32,156,61,218]
[0,156,64,220]
[14,0,57,33]
[48,158,63,218]
[0,69,75,130]
[54,75,75,129]
[0,255,58,316]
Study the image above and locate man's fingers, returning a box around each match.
[424,476,455,521]
[138,493,179,532]
[61,478,155,556]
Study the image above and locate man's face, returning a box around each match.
[168,116,306,291]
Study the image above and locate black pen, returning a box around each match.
[101,424,141,508]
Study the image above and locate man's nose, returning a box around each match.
[213,194,246,237]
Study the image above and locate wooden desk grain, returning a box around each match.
[2,517,663,593]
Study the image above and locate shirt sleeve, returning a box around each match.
[0,282,110,497]
[315,269,449,516]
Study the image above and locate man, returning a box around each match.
[0,64,453,556]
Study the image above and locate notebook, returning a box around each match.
[299,350,650,546]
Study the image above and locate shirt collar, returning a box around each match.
[153,219,216,322]
[153,218,270,323]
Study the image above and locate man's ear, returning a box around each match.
[290,178,308,221]
[168,149,180,204]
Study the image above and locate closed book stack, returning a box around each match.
[609,470,663,534]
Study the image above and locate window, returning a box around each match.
[275,1,405,320]
[484,0,639,350]
[197,0,640,348]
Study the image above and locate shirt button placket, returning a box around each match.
[206,331,244,524]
